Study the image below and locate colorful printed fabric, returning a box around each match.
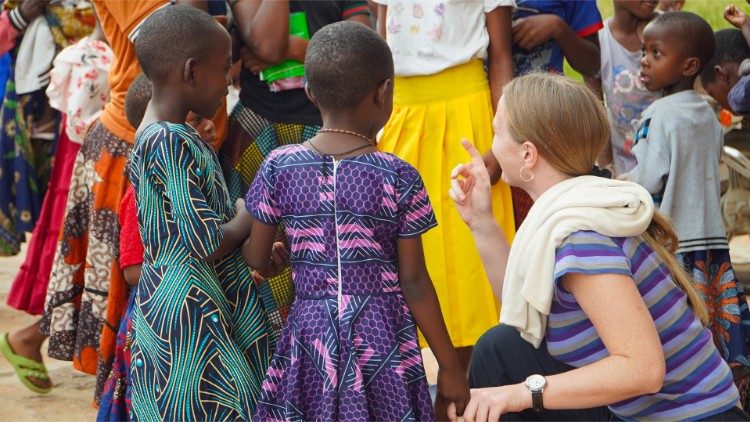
[248,145,436,421]
[129,122,271,420]
[0,2,93,256]
[548,231,740,420]
[41,120,131,378]
[677,248,750,408]
[96,291,134,422]
[7,117,79,315]
[0,81,58,256]
[218,102,319,339]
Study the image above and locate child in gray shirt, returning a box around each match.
[627,11,750,404]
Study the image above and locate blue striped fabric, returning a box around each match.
[548,231,739,420]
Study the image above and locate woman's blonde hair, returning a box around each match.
[502,73,708,325]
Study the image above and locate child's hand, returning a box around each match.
[269,241,290,274]
[512,14,563,51]
[725,4,749,29]
[436,367,470,421]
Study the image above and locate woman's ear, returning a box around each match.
[305,84,320,108]
[376,78,392,108]
[522,141,539,167]
[184,57,198,85]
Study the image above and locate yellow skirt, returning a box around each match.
[378,60,515,347]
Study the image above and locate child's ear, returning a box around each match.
[683,57,700,77]
[713,65,728,82]
[376,78,392,108]
[184,58,198,85]
[304,84,320,108]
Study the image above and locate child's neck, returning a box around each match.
[320,113,380,141]
[664,78,695,96]
[150,84,190,125]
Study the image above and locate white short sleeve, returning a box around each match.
[484,0,515,13]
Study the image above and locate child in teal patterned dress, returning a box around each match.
[127,6,285,419]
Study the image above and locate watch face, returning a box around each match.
[527,374,546,390]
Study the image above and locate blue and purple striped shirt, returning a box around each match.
[548,231,739,420]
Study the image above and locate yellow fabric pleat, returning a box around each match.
[378,60,515,347]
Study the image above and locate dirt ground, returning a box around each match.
[0,243,97,421]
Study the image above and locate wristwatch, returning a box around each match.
[525,374,547,412]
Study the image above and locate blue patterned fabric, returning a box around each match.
[128,122,271,419]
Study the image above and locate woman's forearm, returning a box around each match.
[469,218,510,300]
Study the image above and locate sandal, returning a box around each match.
[0,333,52,394]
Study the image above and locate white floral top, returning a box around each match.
[374,0,515,76]
[46,36,113,144]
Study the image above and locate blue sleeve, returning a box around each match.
[246,153,282,226]
[729,75,750,115]
[154,129,223,260]
[628,114,670,204]
[565,0,603,38]
[554,231,632,283]
[397,163,437,238]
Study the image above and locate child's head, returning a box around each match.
[699,29,750,112]
[125,73,152,129]
[614,0,658,21]
[640,11,715,93]
[134,5,231,120]
[304,21,394,130]
[492,73,610,187]
[126,72,217,143]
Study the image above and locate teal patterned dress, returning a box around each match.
[128,122,271,420]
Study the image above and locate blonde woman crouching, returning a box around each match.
[448,73,745,421]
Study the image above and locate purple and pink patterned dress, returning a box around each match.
[247,144,437,421]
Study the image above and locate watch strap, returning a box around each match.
[531,390,544,412]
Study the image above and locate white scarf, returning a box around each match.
[500,176,655,348]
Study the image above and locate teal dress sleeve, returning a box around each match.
[154,128,224,260]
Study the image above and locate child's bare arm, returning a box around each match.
[376,4,387,38]
[397,237,470,418]
[243,217,278,274]
[232,0,290,64]
[123,265,142,286]
[205,204,254,262]
[486,6,514,112]
[512,15,600,77]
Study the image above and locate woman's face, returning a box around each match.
[492,98,526,187]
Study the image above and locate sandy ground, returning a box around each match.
[0,243,98,420]
[0,243,440,421]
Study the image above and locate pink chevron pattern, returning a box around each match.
[248,145,437,421]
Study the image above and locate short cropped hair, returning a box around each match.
[125,73,152,129]
[699,29,750,84]
[649,11,715,75]
[134,5,221,83]
[305,21,394,111]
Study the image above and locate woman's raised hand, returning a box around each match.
[449,139,495,230]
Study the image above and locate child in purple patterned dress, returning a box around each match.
[244,21,469,422]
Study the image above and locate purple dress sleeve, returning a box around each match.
[396,164,437,238]
[246,153,282,226]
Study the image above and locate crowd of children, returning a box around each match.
[0,0,749,420]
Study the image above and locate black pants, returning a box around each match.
[468,324,749,421]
